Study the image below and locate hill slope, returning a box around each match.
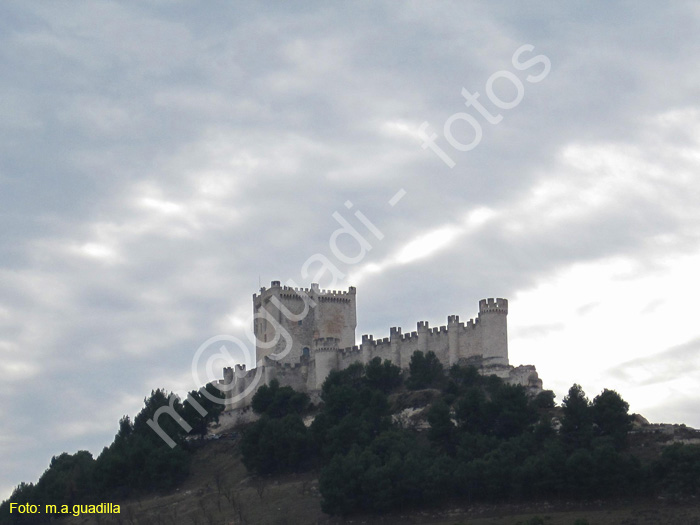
[59,435,700,525]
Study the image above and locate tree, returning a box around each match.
[427,400,455,453]
[454,386,488,434]
[0,482,37,525]
[514,441,566,499]
[310,361,392,459]
[655,443,700,495]
[565,448,597,497]
[485,383,537,439]
[93,389,191,496]
[131,389,189,446]
[184,383,226,436]
[251,379,310,418]
[242,414,311,475]
[560,384,593,450]
[531,390,556,409]
[407,351,444,389]
[364,357,402,392]
[319,430,437,515]
[34,451,95,509]
[590,440,641,497]
[591,389,632,449]
[448,364,481,389]
[312,386,391,460]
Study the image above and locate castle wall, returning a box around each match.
[425,326,451,367]
[223,358,313,411]
[337,345,363,370]
[458,319,482,361]
[350,299,509,372]
[395,331,421,369]
[225,286,515,411]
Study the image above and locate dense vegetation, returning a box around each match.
[242,351,700,516]
[0,384,224,524]
[3,350,700,521]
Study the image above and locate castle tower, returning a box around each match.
[447,315,460,366]
[390,327,402,368]
[314,337,340,388]
[361,334,375,365]
[476,298,508,366]
[416,321,430,354]
[253,281,357,364]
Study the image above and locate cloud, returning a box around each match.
[2,0,700,500]
[606,339,700,387]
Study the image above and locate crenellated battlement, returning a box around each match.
[463,318,479,330]
[254,281,357,301]
[401,331,418,341]
[363,337,391,351]
[339,345,362,356]
[479,297,508,314]
[315,347,338,354]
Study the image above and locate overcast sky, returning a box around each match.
[2,1,700,499]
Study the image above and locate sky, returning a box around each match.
[2,0,700,500]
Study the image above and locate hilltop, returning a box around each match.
[4,353,700,524]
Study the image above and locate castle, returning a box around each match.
[222,281,542,411]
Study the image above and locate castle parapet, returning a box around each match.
[255,280,356,301]
[401,331,418,341]
[479,297,508,314]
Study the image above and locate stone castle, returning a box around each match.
[222,281,541,411]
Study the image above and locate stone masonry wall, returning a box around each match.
[223,284,520,411]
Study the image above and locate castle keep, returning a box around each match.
[223,282,541,411]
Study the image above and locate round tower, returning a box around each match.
[477,298,508,366]
[313,337,340,389]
